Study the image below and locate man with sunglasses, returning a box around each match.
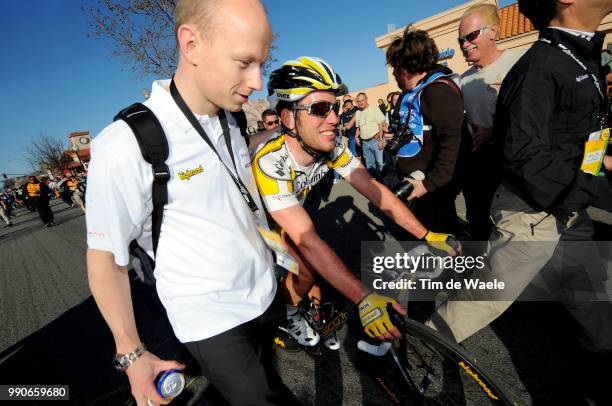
[340,97,361,159]
[262,109,280,131]
[458,4,524,241]
[252,56,458,349]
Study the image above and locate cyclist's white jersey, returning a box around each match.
[252,133,359,212]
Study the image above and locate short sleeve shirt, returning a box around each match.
[460,49,524,130]
[252,134,359,212]
[355,104,386,140]
[86,79,276,342]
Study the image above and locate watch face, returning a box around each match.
[79,137,90,145]
[113,356,126,371]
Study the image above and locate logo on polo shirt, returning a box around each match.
[178,164,204,180]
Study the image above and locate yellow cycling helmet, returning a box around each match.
[267,56,342,108]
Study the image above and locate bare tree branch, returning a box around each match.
[82,0,277,79]
[25,134,67,173]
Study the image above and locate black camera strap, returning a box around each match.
[170,77,260,215]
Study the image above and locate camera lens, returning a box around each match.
[385,137,402,155]
[392,181,414,200]
[391,170,425,200]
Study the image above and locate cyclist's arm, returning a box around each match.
[88,249,183,406]
[345,166,428,239]
[269,205,367,304]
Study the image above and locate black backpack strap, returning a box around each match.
[114,103,169,256]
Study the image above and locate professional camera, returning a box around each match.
[391,170,425,200]
[385,117,414,155]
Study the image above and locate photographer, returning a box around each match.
[385,26,465,234]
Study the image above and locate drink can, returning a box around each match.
[155,369,185,399]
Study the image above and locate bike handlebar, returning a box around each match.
[387,302,406,334]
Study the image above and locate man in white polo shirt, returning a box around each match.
[86,1,297,405]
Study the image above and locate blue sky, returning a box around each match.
[0,0,514,175]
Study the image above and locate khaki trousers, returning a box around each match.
[427,184,612,352]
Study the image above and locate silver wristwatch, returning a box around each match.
[113,343,147,371]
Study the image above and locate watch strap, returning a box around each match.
[114,343,147,371]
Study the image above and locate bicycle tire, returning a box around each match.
[398,317,516,405]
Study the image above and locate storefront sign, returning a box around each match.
[438,48,455,60]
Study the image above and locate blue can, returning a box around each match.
[155,369,185,399]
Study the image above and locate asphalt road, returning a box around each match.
[0,186,610,405]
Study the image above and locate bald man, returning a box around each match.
[86,1,298,404]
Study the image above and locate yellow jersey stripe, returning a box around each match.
[328,150,351,169]
[252,134,293,195]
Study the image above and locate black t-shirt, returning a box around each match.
[340,107,358,138]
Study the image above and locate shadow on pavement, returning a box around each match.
[307,193,400,405]
[0,273,198,405]
[493,219,612,405]
[0,201,80,242]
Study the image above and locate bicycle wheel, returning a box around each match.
[398,318,515,405]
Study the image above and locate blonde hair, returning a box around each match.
[462,4,500,27]
[174,0,221,43]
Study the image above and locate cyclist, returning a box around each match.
[252,56,457,349]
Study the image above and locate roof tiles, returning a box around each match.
[497,3,535,40]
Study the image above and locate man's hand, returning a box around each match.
[407,178,428,200]
[126,351,186,406]
[356,135,361,146]
[424,231,461,256]
[358,293,407,340]
[471,123,493,153]
[604,155,612,172]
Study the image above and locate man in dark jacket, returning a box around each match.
[429,0,612,366]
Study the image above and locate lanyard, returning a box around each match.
[539,37,606,102]
[539,37,607,129]
[169,77,260,215]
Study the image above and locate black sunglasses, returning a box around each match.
[457,26,490,46]
[292,101,340,118]
[265,119,279,126]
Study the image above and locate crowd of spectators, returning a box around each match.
[0,170,87,228]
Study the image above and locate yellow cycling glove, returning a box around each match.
[358,293,398,338]
[424,231,460,256]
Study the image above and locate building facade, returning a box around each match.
[354,0,612,103]
[63,131,91,173]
